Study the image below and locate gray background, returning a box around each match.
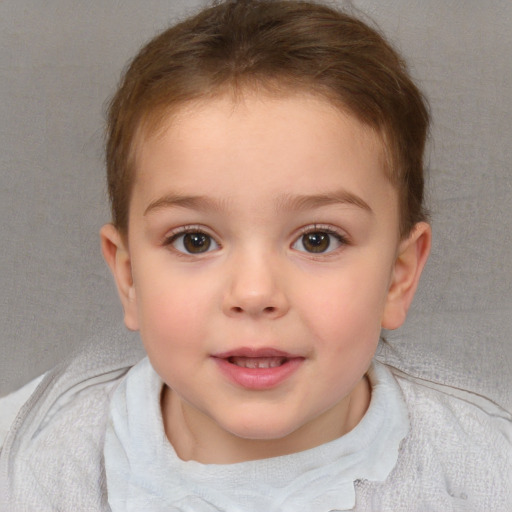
[1,1,511,410]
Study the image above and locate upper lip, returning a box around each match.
[212,347,300,359]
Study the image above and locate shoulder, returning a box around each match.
[0,328,144,511]
[356,363,512,510]
[0,374,45,450]
[392,366,511,508]
[392,366,512,447]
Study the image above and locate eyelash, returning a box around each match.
[163,225,220,256]
[162,224,349,257]
[293,224,350,256]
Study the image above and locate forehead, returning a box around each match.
[131,91,395,217]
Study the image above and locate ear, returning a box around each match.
[100,224,139,331]
[381,222,431,330]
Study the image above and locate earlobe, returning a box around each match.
[100,224,139,331]
[381,222,431,330]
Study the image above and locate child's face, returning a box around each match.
[103,91,429,462]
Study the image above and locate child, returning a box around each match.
[1,0,510,510]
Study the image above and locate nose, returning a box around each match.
[222,251,289,319]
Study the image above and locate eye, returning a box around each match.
[292,229,346,254]
[168,231,219,255]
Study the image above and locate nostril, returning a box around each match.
[230,305,277,314]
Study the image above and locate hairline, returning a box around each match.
[121,80,398,234]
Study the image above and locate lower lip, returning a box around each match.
[213,357,303,390]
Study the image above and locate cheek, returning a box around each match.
[136,290,212,390]
[133,267,216,359]
[297,262,390,350]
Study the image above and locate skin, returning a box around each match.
[101,91,431,464]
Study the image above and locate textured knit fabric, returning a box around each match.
[0,375,44,448]
[353,371,512,510]
[0,331,145,511]
[0,337,511,511]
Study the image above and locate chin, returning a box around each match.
[223,415,301,442]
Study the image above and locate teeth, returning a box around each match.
[229,357,285,369]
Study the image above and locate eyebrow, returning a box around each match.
[275,189,373,214]
[144,194,228,216]
[144,189,373,216]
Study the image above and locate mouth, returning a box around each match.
[212,348,304,390]
[227,356,288,369]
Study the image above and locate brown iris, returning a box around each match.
[301,232,330,253]
[183,233,211,253]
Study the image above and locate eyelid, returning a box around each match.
[163,224,216,240]
[296,223,349,241]
[292,223,350,255]
[163,225,221,255]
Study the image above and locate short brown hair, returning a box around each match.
[106,0,429,237]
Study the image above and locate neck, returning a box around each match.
[161,375,371,464]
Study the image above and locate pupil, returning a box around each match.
[184,233,211,253]
[303,232,330,253]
